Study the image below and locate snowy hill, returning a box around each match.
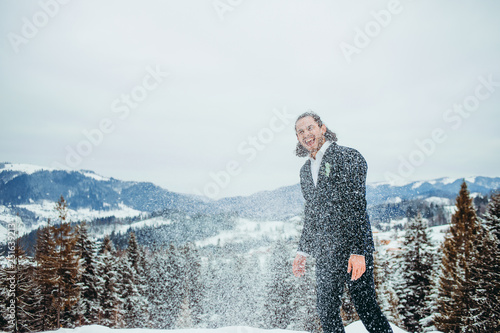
[0,162,209,213]
[1,162,498,245]
[0,162,214,238]
[48,322,411,333]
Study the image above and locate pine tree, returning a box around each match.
[288,257,321,333]
[119,255,142,328]
[288,214,321,332]
[74,222,102,326]
[482,192,500,243]
[263,240,294,329]
[120,232,148,328]
[435,181,481,332]
[249,255,268,328]
[179,243,204,328]
[34,221,59,331]
[199,252,224,328]
[397,213,434,332]
[97,235,123,328]
[374,244,403,327]
[52,196,81,327]
[145,244,185,328]
[147,248,172,329]
[0,238,41,333]
[174,246,204,329]
[468,192,500,331]
[164,244,187,328]
[198,243,257,328]
[420,247,441,333]
[221,254,246,327]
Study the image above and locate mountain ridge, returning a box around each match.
[1,162,499,223]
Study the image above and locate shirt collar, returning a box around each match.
[309,140,331,162]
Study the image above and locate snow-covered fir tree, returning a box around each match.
[288,256,321,333]
[435,181,482,332]
[228,255,254,326]
[97,235,123,328]
[147,247,172,329]
[468,192,500,331]
[419,244,441,333]
[374,243,403,327]
[201,242,279,329]
[199,251,220,328]
[241,254,267,328]
[162,244,186,328]
[118,254,146,328]
[482,192,500,242]
[263,240,294,329]
[0,240,41,333]
[73,222,102,326]
[287,213,320,332]
[178,243,204,327]
[145,243,200,329]
[397,213,434,333]
[34,220,59,331]
[120,232,148,328]
[201,246,244,328]
[52,197,81,328]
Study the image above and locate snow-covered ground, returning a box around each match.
[0,201,147,242]
[0,162,56,175]
[424,196,452,205]
[0,205,24,242]
[385,197,402,204]
[192,215,450,256]
[17,201,145,221]
[95,216,173,236]
[195,217,301,248]
[48,321,413,333]
[373,223,448,252]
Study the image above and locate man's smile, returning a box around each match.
[304,137,316,147]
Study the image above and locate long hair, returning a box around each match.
[295,111,337,157]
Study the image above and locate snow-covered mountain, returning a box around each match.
[0,162,209,212]
[367,176,500,206]
[202,175,499,221]
[1,162,498,244]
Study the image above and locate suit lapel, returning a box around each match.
[302,160,315,198]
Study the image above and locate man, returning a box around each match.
[292,112,393,333]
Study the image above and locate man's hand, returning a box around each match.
[293,253,307,277]
[347,254,366,281]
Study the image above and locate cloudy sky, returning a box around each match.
[1,0,499,199]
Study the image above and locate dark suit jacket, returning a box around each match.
[297,143,375,259]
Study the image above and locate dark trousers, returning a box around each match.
[315,252,393,333]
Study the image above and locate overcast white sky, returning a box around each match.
[1,0,499,199]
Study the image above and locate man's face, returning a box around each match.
[295,116,326,154]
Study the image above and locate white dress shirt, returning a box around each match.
[309,140,331,187]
